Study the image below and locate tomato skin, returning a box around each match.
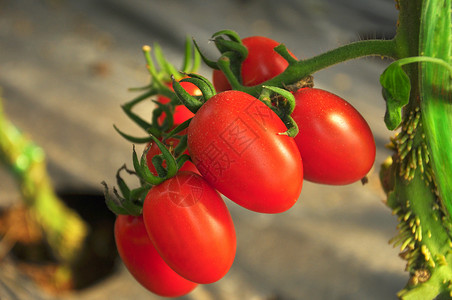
[158,81,200,125]
[143,171,236,284]
[292,88,376,185]
[213,36,296,92]
[187,90,303,214]
[114,215,197,297]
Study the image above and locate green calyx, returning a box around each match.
[259,86,299,137]
[172,73,216,114]
[194,30,248,89]
[102,166,147,216]
[103,133,187,216]
[113,36,201,144]
[133,136,178,186]
[103,38,203,216]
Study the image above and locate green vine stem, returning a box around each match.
[230,38,398,96]
[0,96,88,265]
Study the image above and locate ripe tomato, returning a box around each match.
[187,90,303,214]
[213,36,296,92]
[292,88,376,185]
[158,81,200,125]
[145,138,199,175]
[114,215,197,297]
[143,171,236,284]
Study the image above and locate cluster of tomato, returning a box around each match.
[109,34,376,297]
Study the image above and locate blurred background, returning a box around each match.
[0,0,405,299]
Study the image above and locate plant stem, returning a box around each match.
[0,96,88,264]
[240,39,398,96]
[380,0,452,298]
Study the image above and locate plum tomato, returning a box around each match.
[292,88,376,185]
[213,36,296,92]
[114,215,197,297]
[187,90,303,214]
[143,171,236,284]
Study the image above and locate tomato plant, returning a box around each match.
[114,214,197,297]
[291,88,376,185]
[187,90,303,213]
[142,171,236,284]
[104,7,452,296]
[158,81,199,125]
[212,36,296,92]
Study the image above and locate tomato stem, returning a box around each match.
[240,39,398,96]
[274,44,298,65]
[217,56,243,90]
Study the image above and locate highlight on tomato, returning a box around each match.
[143,171,236,284]
[187,90,303,214]
[114,214,197,297]
[291,88,376,185]
[213,36,296,92]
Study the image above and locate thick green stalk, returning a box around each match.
[380,0,452,298]
[0,96,88,263]
[419,0,452,221]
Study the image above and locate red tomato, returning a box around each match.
[292,88,376,185]
[114,215,197,297]
[213,36,296,92]
[158,81,200,125]
[143,171,236,284]
[146,137,199,175]
[187,90,303,214]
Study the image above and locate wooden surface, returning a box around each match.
[0,0,406,299]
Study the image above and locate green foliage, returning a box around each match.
[380,62,411,130]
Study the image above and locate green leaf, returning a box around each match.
[380,62,411,130]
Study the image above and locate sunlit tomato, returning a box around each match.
[213,36,296,92]
[158,81,200,125]
[146,137,199,175]
[292,88,376,185]
[114,215,197,297]
[143,171,236,284]
[187,90,303,214]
